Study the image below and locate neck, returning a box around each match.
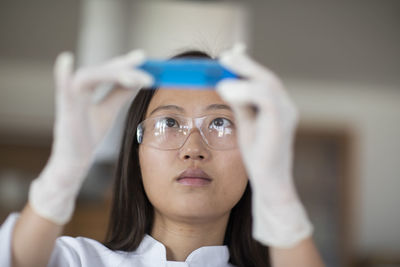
[150,210,230,261]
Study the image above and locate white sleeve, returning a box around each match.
[0,213,79,267]
[48,236,112,267]
[0,214,117,267]
[0,213,20,267]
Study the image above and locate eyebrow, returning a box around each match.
[150,105,185,115]
[149,103,232,116]
[205,104,232,112]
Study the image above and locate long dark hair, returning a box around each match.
[104,51,270,267]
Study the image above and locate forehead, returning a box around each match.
[145,89,229,117]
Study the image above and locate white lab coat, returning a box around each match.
[0,213,235,267]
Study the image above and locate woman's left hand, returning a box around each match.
[216,44,313,248]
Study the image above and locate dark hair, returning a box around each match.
[104,51,270,266]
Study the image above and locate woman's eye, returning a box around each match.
[210,118,232,128]
[161,117,179,128]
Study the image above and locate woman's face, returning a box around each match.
[139,89,248,223]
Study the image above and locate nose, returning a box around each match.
[178,129,210,161]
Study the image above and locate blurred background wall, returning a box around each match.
[0,1,399,266]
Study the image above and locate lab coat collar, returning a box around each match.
[135,234,232,266]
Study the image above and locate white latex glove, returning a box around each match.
[29,50,153,225]
[216,44,313,248]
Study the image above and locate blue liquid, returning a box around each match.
[138,59,239,89]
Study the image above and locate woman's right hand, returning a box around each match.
[29,50,153,225]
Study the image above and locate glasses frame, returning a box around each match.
[136,113,237,150]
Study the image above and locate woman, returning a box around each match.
[0,44,325,266]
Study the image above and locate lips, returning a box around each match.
[177,168,212,186]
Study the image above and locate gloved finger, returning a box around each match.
[69,49,152,94]
[216,79,271,145]
[218,76,297,115]
[54,52,74,91]
[71,66,153,94]
[217,79,299,134]
[216,95,272,158]
[217,80,255,123]
[105,49,147,69]
[219,43,280,84]
[90,50,153,103]
[116,69,154,88]
[217,79,278,116]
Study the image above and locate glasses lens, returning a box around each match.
[138,114,237,150]
[140,116,189,149]
[202,116,237,149]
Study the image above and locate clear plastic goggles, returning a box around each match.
[136,114,237,150]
